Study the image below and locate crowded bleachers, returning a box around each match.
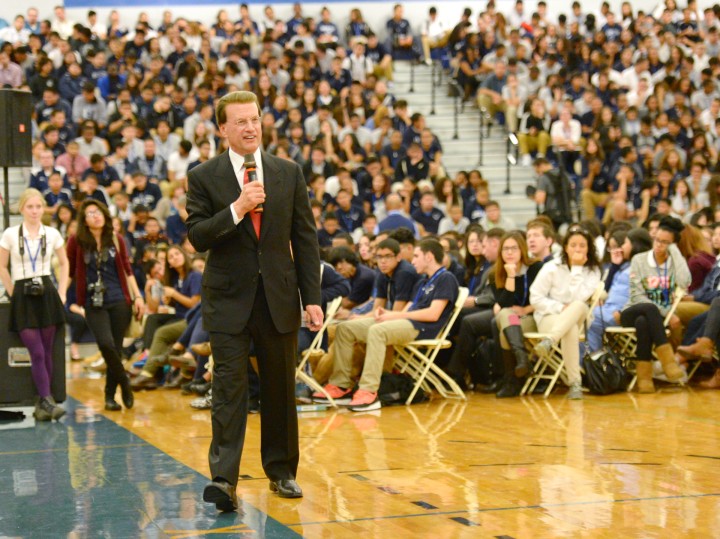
[4,0,720,408]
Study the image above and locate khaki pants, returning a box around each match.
[373,60,393,82]
[421,32,451,61]
[518,132,550,157]
[496,308,537,350]
[581,190,610,221]
[477,94,506,121]
[537,301,589,386]
[329,317,419,392]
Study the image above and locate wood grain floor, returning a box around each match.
[67,366,720,538]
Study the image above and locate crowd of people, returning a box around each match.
[3,1,720,416]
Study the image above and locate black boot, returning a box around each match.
[503,325,531,378]
[496,350,523,398]
[120,375,134,409]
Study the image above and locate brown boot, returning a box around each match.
[635,361,655,393]
[699,369,720,389]
[677,337,715,362]
[654,343,684,382]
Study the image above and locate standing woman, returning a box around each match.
[491,232,544,398]
[530,226,603,399]
[66,200,145,411]
[0,189,69,421]
[618,216,691,393]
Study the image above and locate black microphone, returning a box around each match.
[243,154,263,213]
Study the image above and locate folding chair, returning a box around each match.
[605,288,685,391]
[522,283,605,398]
[392,287,469,405]
[296,296,343,408]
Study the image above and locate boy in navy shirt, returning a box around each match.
[314,238,458,411]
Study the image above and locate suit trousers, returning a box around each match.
[330,317,418,392]
[537,301,589,385]
[209,279,299,486]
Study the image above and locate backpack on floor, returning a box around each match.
[582,348,630,395]
[378,373,427,405]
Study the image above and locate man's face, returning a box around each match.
[336,191,352,210]
[219,102,262,155]
[486,205,500,222]
[144,140,156,156]
[40,151,54,168]
[324,219,339,234]
[376,247,399,275]
[145,220,160,237]
[526,227,551,257]
[483,237,500,262]
[334,259,356,279]
[411,247,430,274]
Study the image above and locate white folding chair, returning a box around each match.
[392,287,469,405]
[522,283,605,398]
[605,287,685,391]
[296,296,343,408]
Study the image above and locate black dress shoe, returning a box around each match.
[120,380,134,409]
[269,479,303,498]
[203,481,238,512]
[105,399,122,411]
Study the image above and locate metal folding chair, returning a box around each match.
[605,288,686,391]
[296,296,343,408]
[522,283,605,398]
[392,287,469,405]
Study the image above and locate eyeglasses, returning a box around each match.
[85,210,102,217]
[375,254,396,261]
[502,245,520,253]
[654,238,672,246]
[233,116,261,128]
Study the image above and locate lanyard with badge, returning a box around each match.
[18,225,47,296]
[412,268,446,306]
[652,253,670,306]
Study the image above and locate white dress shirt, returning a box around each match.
[228,147,264,225]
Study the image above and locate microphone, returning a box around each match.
[243,154,263,213]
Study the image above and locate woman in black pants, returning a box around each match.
[67,200,145,411]
[619,216,691,393]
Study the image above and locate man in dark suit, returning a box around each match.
[186,91,322,512]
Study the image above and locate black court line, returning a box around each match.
[338,467,404,473]
[526,444,567,448]
[607,448,650,453]
[448,440,489,444]
[412,501,438,510]
[495,535,516,539]
[598,463,661,466]
[0,442,149,456]
[687,454,720,460]
[451,516,481,527]
[363,437,406,440]
[469,463,535,467]
[349,474,369,481]
[285,492,720,527]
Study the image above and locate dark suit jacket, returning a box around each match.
[186,150,321,335]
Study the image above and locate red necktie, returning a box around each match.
[243,168,262,238]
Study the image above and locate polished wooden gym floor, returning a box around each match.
[3,362,720,538]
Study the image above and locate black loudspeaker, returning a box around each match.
[0,89,33,167]
[0,303,66,405]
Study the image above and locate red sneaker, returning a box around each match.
[347,389,381,412]
[312,384,352,404]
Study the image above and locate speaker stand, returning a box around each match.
[2,167,8,229]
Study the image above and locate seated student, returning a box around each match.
[530,226,603,400]
[480,200,515,230]
[377,193,418,237]
[43,171,73,219]
[329,247,376,318]
[314,238,458,411]
[586,227,653,353]
[317,212,341,248]
[678,296,720,388]
[128,171,163,210]
[618,216,691,393]
[464,185,490,223]
[490,232,545,398]
[525,219,556,263]
[438,204,470,235]
[411,191,444,235]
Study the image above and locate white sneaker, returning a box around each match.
[521,154,533,167]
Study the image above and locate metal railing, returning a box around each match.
[477,106,489,166]
[430,62,436,115]
[409,60,415,93]
[505,133,519,195]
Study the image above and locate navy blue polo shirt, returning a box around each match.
[408,269,459,338]
[374,259,419,309]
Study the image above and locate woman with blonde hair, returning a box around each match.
[0,189,69,420]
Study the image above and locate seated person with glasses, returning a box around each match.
[314,238,458,411]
